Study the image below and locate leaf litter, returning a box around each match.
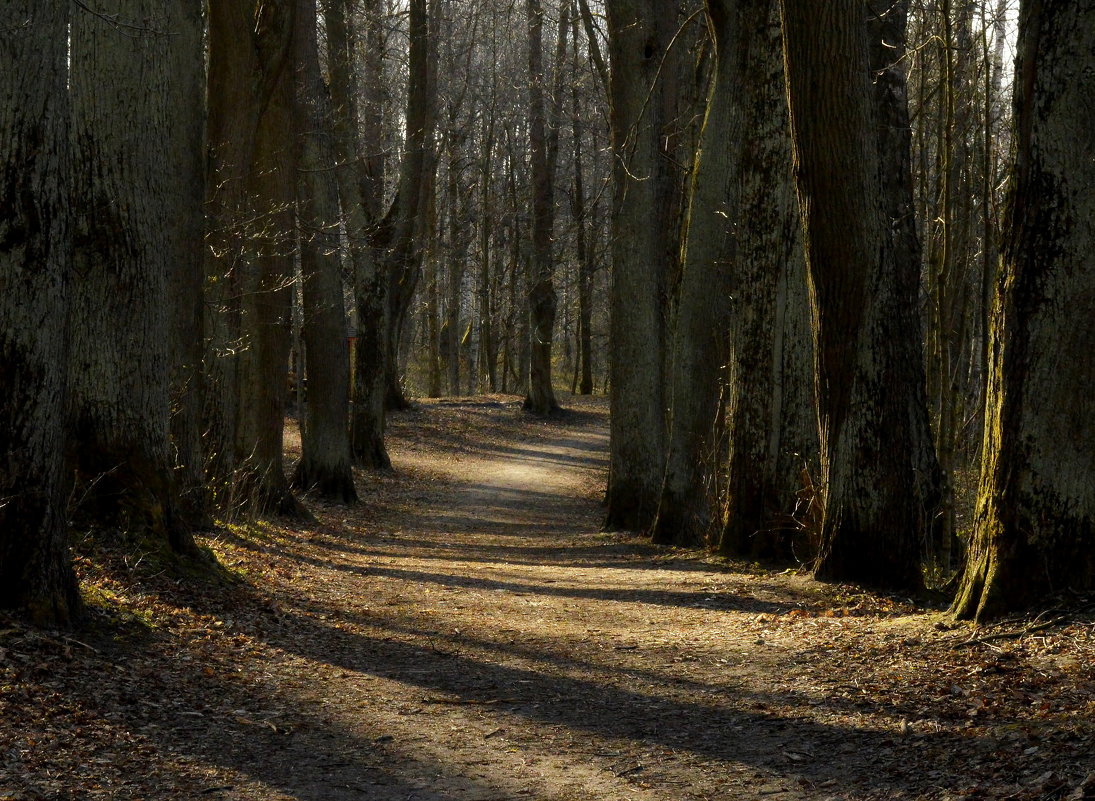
[2,393,1095,800]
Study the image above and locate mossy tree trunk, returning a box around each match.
[718,0,817,561]
[651,0,744,547]
[952,0,1095,622]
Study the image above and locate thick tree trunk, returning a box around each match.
[603,0,674,530]
[652,0,743,547]
[0,1,81,625]
[290,0,358,503]
[867,0,944,566]
[69,0,198,556]
[717,0,817,561]
[780,0,925,590]
[952,0,1095,622]
[204,0,256,507]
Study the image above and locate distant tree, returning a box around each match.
[952,0,1095,621]
[0,1,81,625]
[323,0,392,469]
[524,0,561,415]
[779,0,929,590]
[69,0,200,553]
[291,0,357,503]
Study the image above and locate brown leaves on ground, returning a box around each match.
[2,393,1094,800]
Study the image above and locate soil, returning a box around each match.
[3,394,1095,800]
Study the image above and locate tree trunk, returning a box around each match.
[232,0,310,519]
[205,0,310,519]
[571,12,595,398]
[290,0,358,503]
[651,0,743,547]
[524,0,561,415]
[867,0,945,567]
[0,0,81,626]
[717,0,817,561]
[603,0,675,530]
[69,0,198,555]
[952,0,1095,622]
[323,0,391,469]
[168,0,213,531]
[381,0,438,413]
[780,0,925,590]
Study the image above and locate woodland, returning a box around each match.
[2,0,1095,797]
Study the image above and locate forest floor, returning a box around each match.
[3,394,1095,800]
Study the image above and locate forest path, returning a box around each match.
[10,396,1093,800]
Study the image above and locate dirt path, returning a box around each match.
[4,396,1094,800]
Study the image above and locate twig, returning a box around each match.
[954,617,1065,648]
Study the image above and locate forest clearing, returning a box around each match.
[3,397,1094,801]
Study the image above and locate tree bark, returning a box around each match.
[381,0,439,412]
[717,0,817,561]
[651,0,744,547]
[0,0,81,625]
[205,0,311,519]
[603,0,675,530]
[290,0,358,503]
[780,0,925,590]
[69,0,198,555]
[952,0,1095,621]
[867,0,944,567]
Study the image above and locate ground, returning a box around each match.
[3,394,1095,800]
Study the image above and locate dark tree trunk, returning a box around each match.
[290,0,358,503]
[952,0,1095,622]
[603,0,675,530]
[780,0,925,590]
[866,0,945,567]
[232,0,311,520]
[0,0,81,626]
[69,0,199,555]
[205,0,311,520]
[651,0,743,547]
[716,0,817,561]
[523,0,561,415]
